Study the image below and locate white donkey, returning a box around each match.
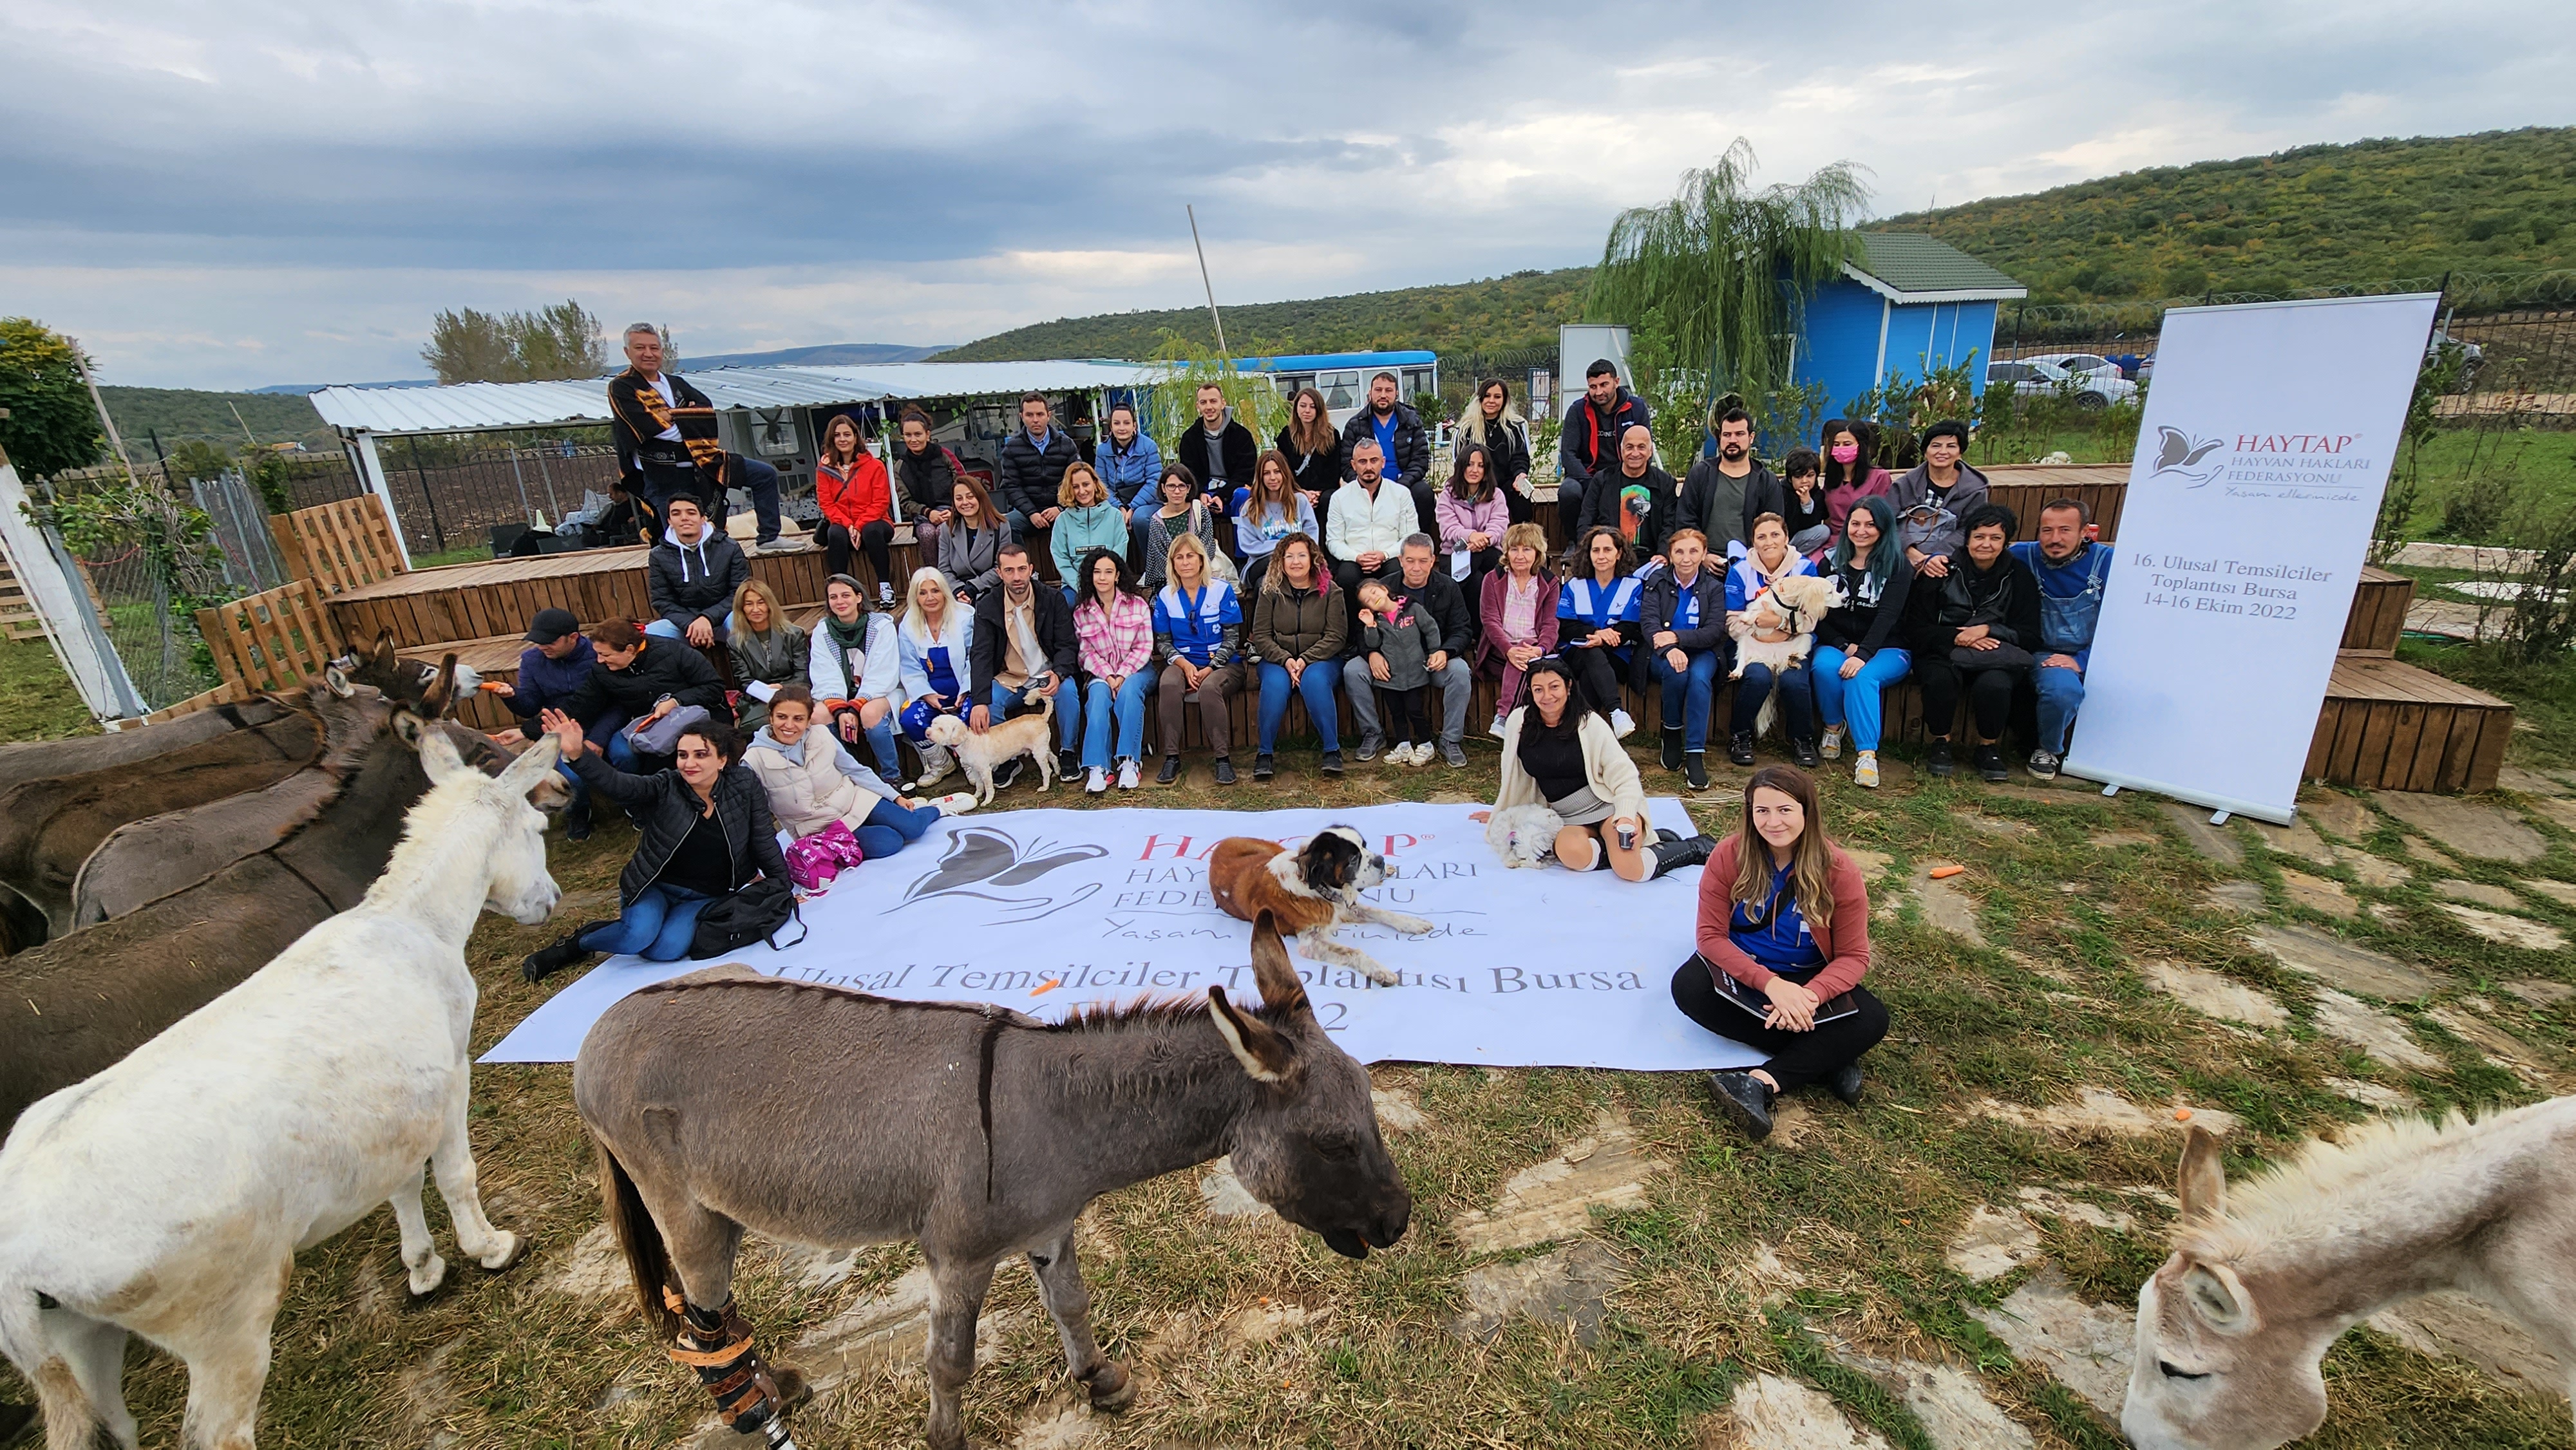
[0,728,563,1450]
[2125,1098,2576,1449]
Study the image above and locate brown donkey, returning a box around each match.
[576,911,1412,1450]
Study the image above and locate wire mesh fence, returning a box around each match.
[377,440,627,557]
[66,534,220,711]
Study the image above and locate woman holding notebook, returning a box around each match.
[1671,764,1889,1141]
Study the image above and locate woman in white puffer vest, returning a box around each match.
[742,684,969,859]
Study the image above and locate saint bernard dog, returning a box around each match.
[1207,825,1430,986]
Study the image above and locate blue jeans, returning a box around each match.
[1649,648,1722,751]
[1808,646,1912,753]
[579,883,712,962]
[2033,659,2087,754]
[645,606,731,643]
[1083,672,1153,768]
[855,795,943,860]
[990,675,1081,750]
[735,455,782,542]
[1730,661,1815,740]
[1256,660,1341,753]
[831,704,903,782]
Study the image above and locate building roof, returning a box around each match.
[307,360,1160,437]
[1236,350,1437,373]
[1845,232,2027,304]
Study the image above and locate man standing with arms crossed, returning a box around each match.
[1557,357,1651,525]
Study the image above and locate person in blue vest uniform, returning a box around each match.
[1150,532,1245,785]
[1557,525,1643,738]
[2007,496,2115,782]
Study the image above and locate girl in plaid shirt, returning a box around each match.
[1072,546,1156,792]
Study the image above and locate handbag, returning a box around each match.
[1950,641,2034,672]
[688,875,808,959]
[626,704,710,757]
[782,820,866,892]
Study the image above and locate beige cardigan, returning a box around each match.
[743,729,896,840]
[1492,707,1649,823]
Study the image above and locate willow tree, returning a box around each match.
[1587,140,1870,444]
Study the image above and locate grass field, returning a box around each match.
[2,649,2568,1449]
[0,637,97,742]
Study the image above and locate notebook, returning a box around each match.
[1707,968,1860,1027]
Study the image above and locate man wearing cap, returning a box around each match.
[1888,420,1991,580]
[489,607,616,839]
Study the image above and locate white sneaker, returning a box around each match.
[1820,724,1845,760]
[1610,708,1637,739]
[1084,766,1108,794]
[1116,759,1140,790]
[878,581,896,607]
[929,791,978,816]
[1853,751,1879,789]
[1488,713,1509,740]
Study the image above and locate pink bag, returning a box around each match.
[784,820,866,892]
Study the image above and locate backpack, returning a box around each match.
[688,875,808,959]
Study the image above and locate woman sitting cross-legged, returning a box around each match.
[1556,524,1642,738]
[1072,546,1155,793]
[745,684,965,853]
[895,566,974,789]
[520,708,790,979]
[1151,532,1244,785]
[1672,764,1890,1141]
[1484,657,1714,881]
[1804,494,1913,789]
[1475,522,1559,738]
[1723,511,1821,768]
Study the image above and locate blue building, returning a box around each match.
[1791,233,2027,415]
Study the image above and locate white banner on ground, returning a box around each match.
[2064,294,2439,824]
[482,800,1763,1073]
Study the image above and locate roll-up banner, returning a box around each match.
[2063,294,2439,824]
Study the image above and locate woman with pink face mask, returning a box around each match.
[1817,419,1893,550]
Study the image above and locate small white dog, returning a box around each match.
[922,695,1058,805]
[1485,804,1566,869]
[1728,572,1844,737]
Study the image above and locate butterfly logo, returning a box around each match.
[896,827,1108,924]
[2149,426,2228,487]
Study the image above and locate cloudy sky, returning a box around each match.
[6,0,2566,390]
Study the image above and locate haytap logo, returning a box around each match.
[2148,426,2228,487]
[898,827,1108,924]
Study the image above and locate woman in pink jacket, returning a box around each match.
[1673,764,1889,1140]
[1435,442,1512,600]
[1475,522,1559,736]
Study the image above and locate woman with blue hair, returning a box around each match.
[1804,494,1915,789]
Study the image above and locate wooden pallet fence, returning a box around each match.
[274,494,406,598]
[143,678,256,724]
[2340,567,2414,655]
[197,579,345,697]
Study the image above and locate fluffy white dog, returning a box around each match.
[1728,572,1844,737]
[923,696,1058,805]
[1484,804,1566,869]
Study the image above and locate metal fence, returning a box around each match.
[66,533,220,712]
[189,470,292,594]
[377,440,627,556]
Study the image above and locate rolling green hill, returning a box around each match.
[931,267,1591,362]
[97,385,337,454]
[1873,126,2576,305]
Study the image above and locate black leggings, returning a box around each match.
[825,520,895,586]
[1563,644,1627,719]
[1669,956,1889,1093]
[1914,655,2018,742]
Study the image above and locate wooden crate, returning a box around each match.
[2340,566,2414,655]
[197,579,345,697]
[2306,654,2512,794]
[274,494,406,597]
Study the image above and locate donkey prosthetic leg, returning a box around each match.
[667,1288,808,1449]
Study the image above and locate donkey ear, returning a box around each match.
[413,721,471,784]
[419,654,460,718]
[1249,910,1309,1017]
[2177,1125,2226,1223]
[2179,1261,2255,1335]
[496,731,563,797]
[324,662,357,699]
[1208,986,1296,1084]
[370,630,398,667]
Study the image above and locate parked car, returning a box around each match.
[2022,352,2127,384]
[1986,359,2139,410]
[2427,329,2484,390]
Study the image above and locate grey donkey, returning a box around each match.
[574,909,1412,1450]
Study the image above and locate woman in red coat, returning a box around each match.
[1672,764,1889,1140]
[817,413,897,605]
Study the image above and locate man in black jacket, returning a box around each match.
[1678,406,1775,558]
[561,619,727,772]
[605,323,791,550]
[1338,372,1435,534]
[1175,382,1257,508]
[966,543,1083,784]
[519,704,792,981]
[644,494,751,646]
[1341,535,1476,767]
[1557,358,1651,524]
[994,393,1084,567]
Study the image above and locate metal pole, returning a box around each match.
[67,339,137,478]
[506,440,535,523]
[1187,205,1230,361]
[407,437,448,552]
